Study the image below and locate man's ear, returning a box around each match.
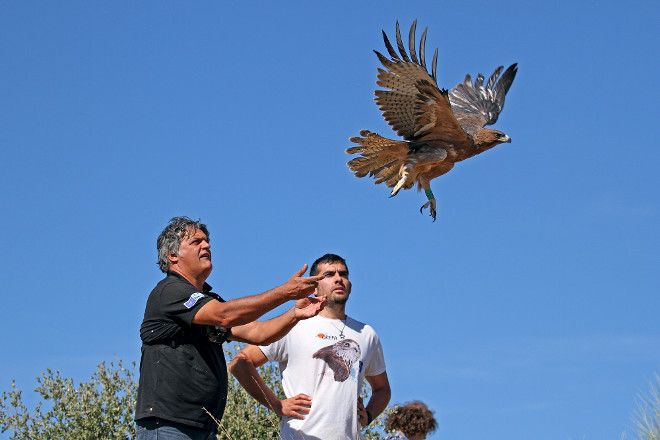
[168,252,179,265]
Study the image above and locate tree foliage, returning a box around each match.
[633,373,660,440]
[0,346,391,439]
[214,344,283,439]
[0,359,137,440]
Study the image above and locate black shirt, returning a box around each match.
[135,271,229,431]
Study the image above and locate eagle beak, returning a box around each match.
[500,134,511,143]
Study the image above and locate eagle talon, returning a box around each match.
[420,199,437,222]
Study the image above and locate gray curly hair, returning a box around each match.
[156,216,210,273]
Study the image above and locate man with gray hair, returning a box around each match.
[135,216,325,440]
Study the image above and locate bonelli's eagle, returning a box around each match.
[313,339,361,382]
[346,20,518,221]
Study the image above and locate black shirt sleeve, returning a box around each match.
[159,282,214,327]
[140,275,219,344]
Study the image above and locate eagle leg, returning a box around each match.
[420,187,437,222]
[389,164,412,198]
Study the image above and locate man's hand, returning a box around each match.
[274,393,312,419]
[293,296,326,320]
[357,396,368,427]
[283,264,323,299]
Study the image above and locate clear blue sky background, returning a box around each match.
[1,1,658,439]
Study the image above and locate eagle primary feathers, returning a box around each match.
[346,20,517,221]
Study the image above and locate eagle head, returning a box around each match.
[474,128,512,151]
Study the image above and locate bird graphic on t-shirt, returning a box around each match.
[313,339,361,382]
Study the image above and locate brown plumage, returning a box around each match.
[346,20,518,221]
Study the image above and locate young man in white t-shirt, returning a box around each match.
[229,254,391,440]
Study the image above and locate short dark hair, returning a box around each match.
[385,401,437,438]
[156,216,209,273]
[310,253,348,276]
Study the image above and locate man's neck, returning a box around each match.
[319,304,347,320]
[170,268,206,291]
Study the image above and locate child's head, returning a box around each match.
[385,401,437,439]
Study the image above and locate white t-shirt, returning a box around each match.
[259,315,386,440]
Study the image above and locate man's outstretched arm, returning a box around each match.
[228,345,312,419]
[228,296,325,345]
[193,264,322,328]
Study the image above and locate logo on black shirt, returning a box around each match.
[183,292,205,309]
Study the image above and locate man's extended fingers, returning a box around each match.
[314,298,326,312]
[285,268,322,299]
[301,273,324,284]
[292,264,308,278]
[296,296,326,309]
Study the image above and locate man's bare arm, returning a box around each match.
[358,371,391,427]
[193,265,322,328]
[228,296,326,345]
[228,345,312,419]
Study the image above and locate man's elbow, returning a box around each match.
[213,308,253,328]
[252,332,283,346]
[195,301,249,328]
[208,310,253,328]
[373,383,392,405]
[237,335,277,346]
[383,385,392,403]
[228,353,249,375]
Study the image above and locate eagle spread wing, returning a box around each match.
[346,20,517,221]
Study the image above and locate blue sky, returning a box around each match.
[1,1,658,439]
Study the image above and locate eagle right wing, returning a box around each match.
[373,20,438,141]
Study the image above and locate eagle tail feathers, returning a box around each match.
[346,131,410,187]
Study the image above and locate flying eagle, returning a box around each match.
[313,339,361,382]
[346,20,518,221]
